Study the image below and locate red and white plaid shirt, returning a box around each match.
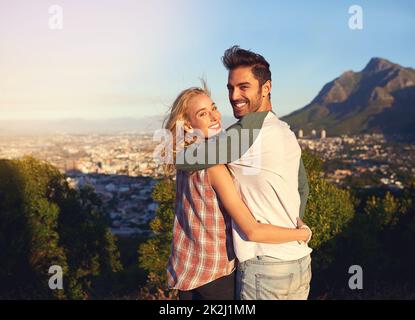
[167,169,235,291]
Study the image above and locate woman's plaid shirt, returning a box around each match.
[167,169,235,291]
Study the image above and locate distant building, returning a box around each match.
[321,129,326,139]
[105,183,116,192]
[298,129,303,138]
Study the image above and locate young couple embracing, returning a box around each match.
[162,46,312,300]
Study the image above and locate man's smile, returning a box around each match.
[232,100,248,110]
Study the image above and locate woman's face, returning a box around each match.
[185,94,222,138]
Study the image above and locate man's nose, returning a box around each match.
[230,88,241,102]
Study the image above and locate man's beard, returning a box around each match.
[232,91,264,118]
[249,92,264,113]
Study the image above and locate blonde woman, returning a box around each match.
[164,86,311,300]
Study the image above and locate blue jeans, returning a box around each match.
[236,254,312,300]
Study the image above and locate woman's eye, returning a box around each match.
[199,112,207,117]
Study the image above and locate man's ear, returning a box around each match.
[262,80,271,97]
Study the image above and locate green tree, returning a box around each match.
[0,157,122,299]
[305,162,415,299]
[138,178,176,299]
[345,189,415,293]
[302,149,356,270]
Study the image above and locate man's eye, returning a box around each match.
[212,105,217,111]
[199,112,207,117]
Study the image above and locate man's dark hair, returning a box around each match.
[222,45,272,88]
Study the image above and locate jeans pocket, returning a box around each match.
[255,273,294,300]
[299,258,312,294]
[304,257,312,284]
[236,263,246,300]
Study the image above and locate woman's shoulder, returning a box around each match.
[176,168,208,181]
[176,169,217,202]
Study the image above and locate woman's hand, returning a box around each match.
[296,217,312,245]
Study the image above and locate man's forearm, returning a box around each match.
[298,157,309,219]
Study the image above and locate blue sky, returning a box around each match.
[0,0,414,120]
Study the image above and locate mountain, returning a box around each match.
[282,58,415,136]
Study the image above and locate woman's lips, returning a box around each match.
[209,123,221,129]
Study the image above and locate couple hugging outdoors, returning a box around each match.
[159,45,312,300]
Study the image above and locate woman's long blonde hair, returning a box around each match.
[162,81,210,176]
